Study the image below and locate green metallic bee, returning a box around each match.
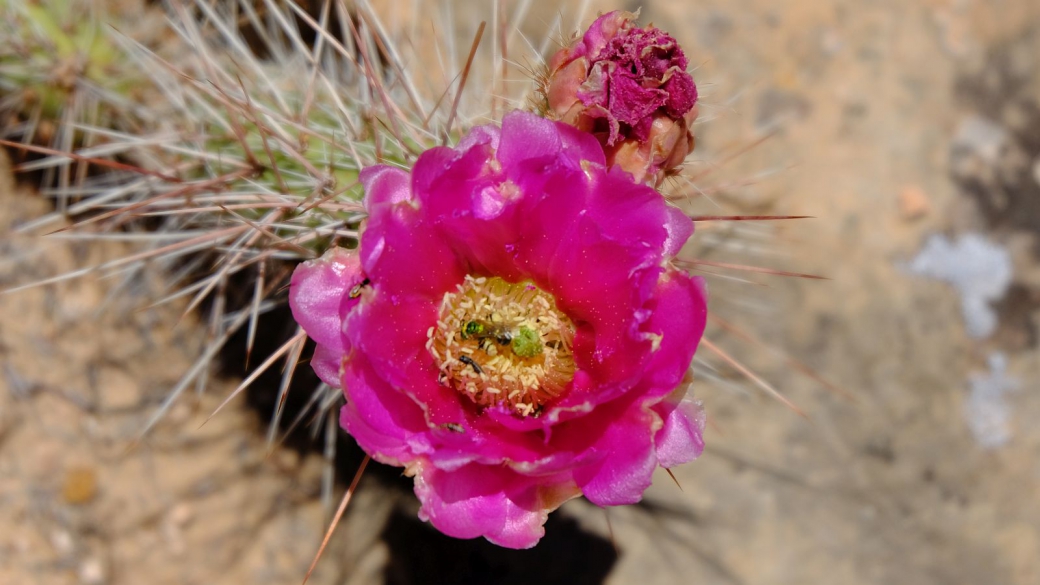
[460,320,543,358]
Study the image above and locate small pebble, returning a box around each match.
[953,115,1007,163]
[79,557,105,585]
[50,530,74,556]
[63,466,98,505]
[898,186,930,220]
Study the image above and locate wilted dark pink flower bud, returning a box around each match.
[541,10,698,184]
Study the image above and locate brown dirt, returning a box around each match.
[3,0,1040,583]
[0,151,392,584]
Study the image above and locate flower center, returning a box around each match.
[426,275,576,416]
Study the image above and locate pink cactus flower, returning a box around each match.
[289,111,707,548]
[542,10,699,184]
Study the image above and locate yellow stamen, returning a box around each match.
[428,275,576,416]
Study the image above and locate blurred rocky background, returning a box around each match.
[2,0,1039,583]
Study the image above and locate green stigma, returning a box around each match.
[510,326,543,358]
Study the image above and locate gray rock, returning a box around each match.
[907,233,1013,338]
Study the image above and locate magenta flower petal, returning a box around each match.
[664,204,695,257]
[290,111,708,548]
[340,355,433,466]
[499,110,607,175]
[359,193,467,299]
[360,165,412,210]
[654,396,706,468]
[414,461,579,549]
[496,110,563,169]
[561,270,707,499]
[521,167,686,391]
[289,247,362,351]
[343,290,457,417]
[553,120,610,167]
[310,343,344,388]
[412,131,523,279]
[344,307,575,471]
[288,247,366,388]
[641,270,708,393]
[559,395,658,506]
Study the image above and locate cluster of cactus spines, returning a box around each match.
[141,0,552,445]
[4,1,835,510]
[4,0,606,454]
[0,0,157,204]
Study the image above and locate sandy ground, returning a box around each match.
[621,0,1040,582]
[0,151,395,584]
[3,0,1040,583]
